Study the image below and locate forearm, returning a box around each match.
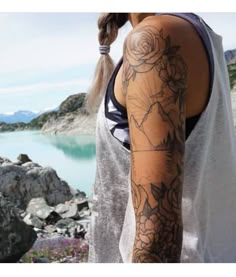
[131,176,183,263]
[132,215,183,263]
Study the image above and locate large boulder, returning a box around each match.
[0,194,37,262]
[55,203,78,219]
[0,157,73,210]
[26,198,54,220]
[17,154,32,164]
[26,197,61,225]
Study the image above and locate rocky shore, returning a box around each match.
[0,155,91,263]
[41,111,96,136]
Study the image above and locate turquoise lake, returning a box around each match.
[0,131,96,196]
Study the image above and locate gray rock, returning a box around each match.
[45,211,61,225]
[67,220,78,229]
[78,207,91,218]
[0,193,37,262]
[55,218,75,229]
[17,154,32,164]
[21,162,41,169]
[56,227,65,234]
[26,198,54,220]
[0,157,11,165]
[0,159,73,209]
[60,203,78,219]
[55,200,90,220]
[74,189,87,199]
[77,217,90,232]
[41,109,96,136]
[55,203,69,214]
[20,211,27,218]
[33,227,44,233]
[73,224,86,239]
[23,213,44,229]
[44,225,56,234]
[76,199,89,212]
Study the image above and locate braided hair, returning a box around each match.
[85,13,128,113]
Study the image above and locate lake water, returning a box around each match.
[0,131,96,196]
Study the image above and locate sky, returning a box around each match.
[0,12,236,114]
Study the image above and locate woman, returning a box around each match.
[87,13,236,263]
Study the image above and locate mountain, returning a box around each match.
[0,110,40,124]
[225,49,236,65]
[0,93,96,135]
[40,93,96,136]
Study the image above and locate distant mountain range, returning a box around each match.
[0,93,96,135]
[0,110,40,124]
[0,107,59,124]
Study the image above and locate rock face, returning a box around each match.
[59,93,86,114]
[0,156,73,210]
[0,193,37,262]
[27,198,55,219]
[41,93,96,136]
[29,110,58,129]
[41,112,96,136]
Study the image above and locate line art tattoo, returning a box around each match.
[123,24,187,262]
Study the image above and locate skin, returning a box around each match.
[113,13,210,262]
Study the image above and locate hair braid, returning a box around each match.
[85,13,128,113]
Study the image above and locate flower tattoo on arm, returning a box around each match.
[123,24,187,262]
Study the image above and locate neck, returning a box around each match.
[128,13,155,27]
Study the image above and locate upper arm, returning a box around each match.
[123,19,187,262]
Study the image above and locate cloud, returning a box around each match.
[0,13,131,75]
[0,79,90,95]
[0,36,99,74]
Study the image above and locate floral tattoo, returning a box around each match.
[123,25,187,262]
[123,27,187,97]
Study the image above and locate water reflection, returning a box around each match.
[44,135,96,161]
[0,131,96,195]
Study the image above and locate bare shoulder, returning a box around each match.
[125,14,194,48]
[123,14,210,117]
[122,14,189,97]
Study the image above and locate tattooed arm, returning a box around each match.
[123,19,187,263]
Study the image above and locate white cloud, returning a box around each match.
[0,13,131,75]
[0,35,99,74]
[0,79,90,95]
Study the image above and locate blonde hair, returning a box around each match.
[85,13,128,113]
